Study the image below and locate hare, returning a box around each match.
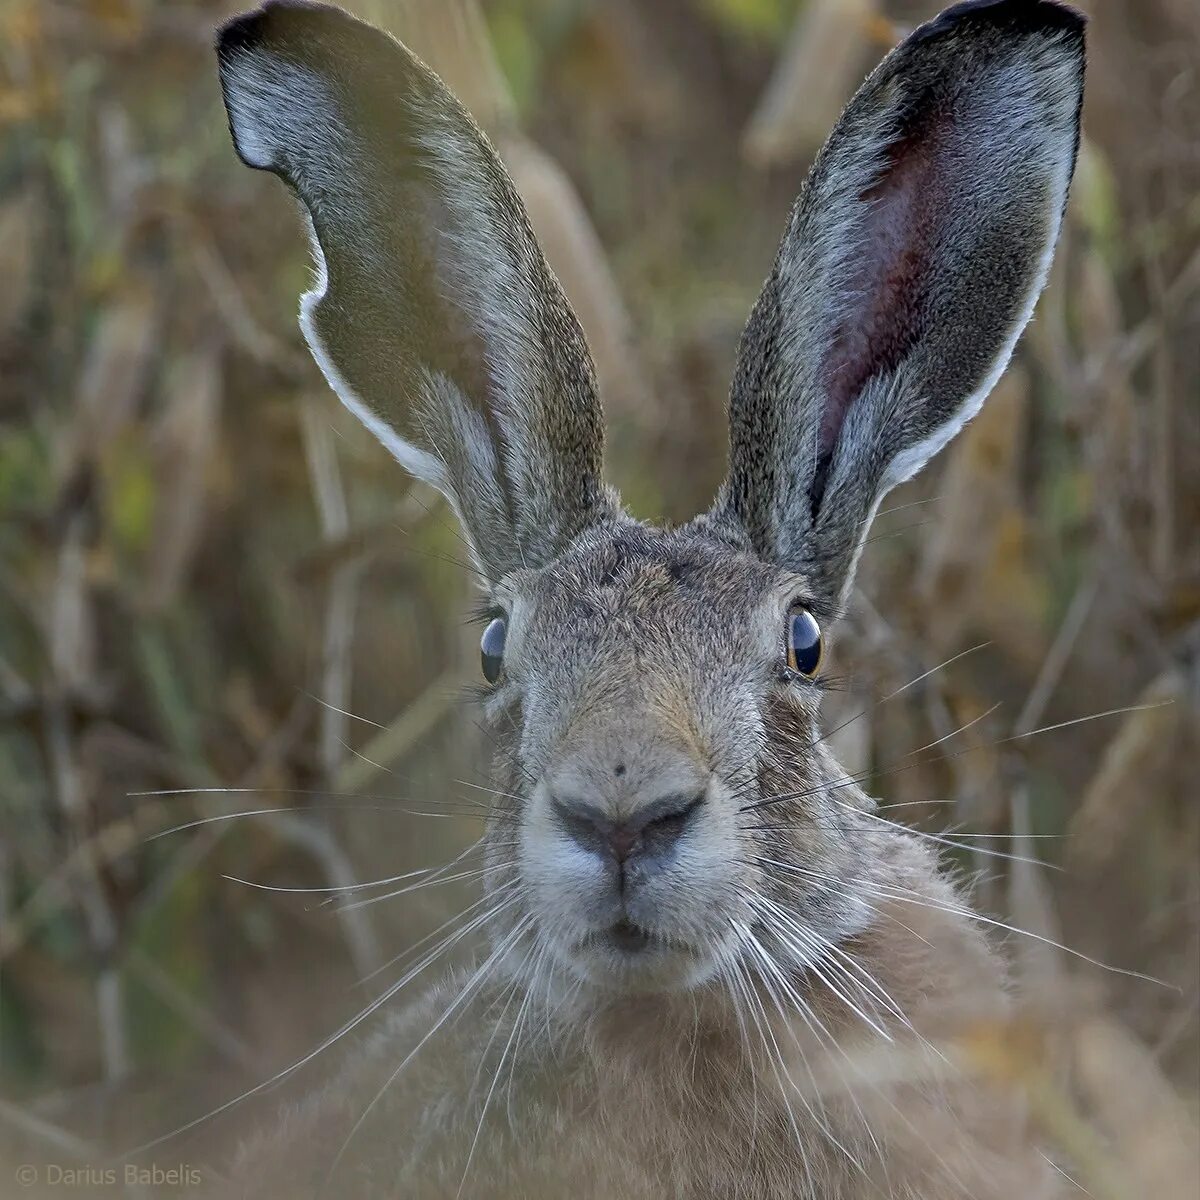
[212,0,1086,1196]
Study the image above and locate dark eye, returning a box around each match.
[786,606,823,678]
[481,616,507,684]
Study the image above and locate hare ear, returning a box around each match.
[216,1,610,583]
[716,0,1085,612]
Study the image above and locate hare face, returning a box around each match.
[478,522,870,993]
[218,0,1085,1025]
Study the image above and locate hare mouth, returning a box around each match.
[606,919,652,953]
[582,920,693,957]
[564,919,728,991]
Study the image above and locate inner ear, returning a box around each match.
[715,0,1084,614]
[815,119,944,502]
[414,194,494,413]
[315,143,498,435]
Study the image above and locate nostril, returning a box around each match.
[551,791,706,867]
[551,797,613,860]
[639,792,704,855]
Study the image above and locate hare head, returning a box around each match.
[218,1,1084,999]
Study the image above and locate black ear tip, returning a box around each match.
[216,8,265,59]
[215,1,359,61]
[915,0,1087,47]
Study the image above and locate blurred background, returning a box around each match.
[0,0,1196,1195]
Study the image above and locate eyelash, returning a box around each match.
[777,663,826,689]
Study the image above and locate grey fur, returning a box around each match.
[214,2,1086,1197]
[712,0,1085,611]
[217,0,611,582]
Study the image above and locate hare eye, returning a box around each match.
[481,617,507,684]
[786,607,823,678]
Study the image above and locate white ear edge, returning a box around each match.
[222,46,451,492]
[882,179,1069,495]
[880,43,1081,494]
[223,43,536,502]
[298,221,453,496]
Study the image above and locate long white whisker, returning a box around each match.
[824,800,1063,870]
[305,692,388,729]
[454,778,526,805]
[856,876,1171,988]
[733,923,859,1189]
[717,956,761,1156]
[143,798,506,843]
[122,891,522,1161]
[355,884,515,988]
[324,914,536,1190]
[808,641,990,755]
[775,924,890,1040]
[754,855,934,948]
[743,910,963,1194]
[725,952,773,1171]
[753,895,903,1033]
[333,864,518,915]
[756,854,1168,985]
[222,834,489,896]
[743,699,1172,816]
[457,943,538,1197]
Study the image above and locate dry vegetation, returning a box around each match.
[0,0,1197,1195]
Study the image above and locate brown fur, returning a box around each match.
[219,836,1054,1199]
[212,1,1086,1194]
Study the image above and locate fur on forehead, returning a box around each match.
[510,520,802,615]
[497,520,799,786]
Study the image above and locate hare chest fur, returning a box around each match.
[228,823,1054,1200]
[214,0,1086,1195]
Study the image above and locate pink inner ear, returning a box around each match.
[818,126,941,459]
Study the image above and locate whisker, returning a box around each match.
[470,719,539,790]
[325,914,536,1188]
[754,895,908,1032]
[875,495,942,518]
[804,641,990,758]
[721,953,765,1165]
[458,942,539,1197]
[743,701,1000,816]
[334,864,519,915]
[121,891,523,1160]
[750,907,889,1040]
[734,923,867,1184]
[744,699,1172,815]
[355,883,517,988]
[867,882,1174,988]
[761,858,1172,989]
[144,798,516,844]
[830,800,1064,871]
[130,784,509,815]
[454,778,527,805]
[741,905,966,1192]
[861,518,931,545]
[304,693,388,730]
[222,835,490,896]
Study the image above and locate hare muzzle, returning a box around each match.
[526,730,724,984]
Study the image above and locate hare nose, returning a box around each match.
[552,792,705,870]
